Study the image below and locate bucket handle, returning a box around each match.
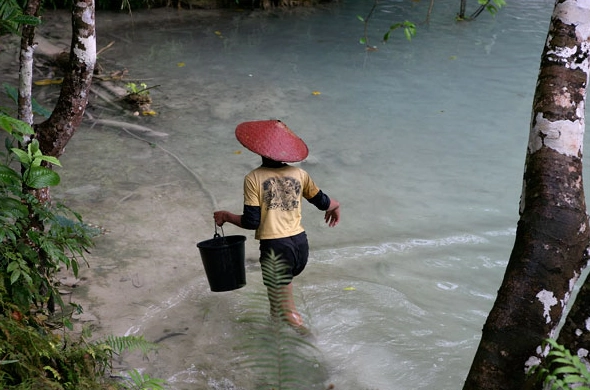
[214,223,224,239]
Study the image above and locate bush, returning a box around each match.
[0,114,163,390]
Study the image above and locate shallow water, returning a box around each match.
[39,0,567,388]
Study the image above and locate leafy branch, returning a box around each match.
[125,82,160,96]
[383,20,416,43]
[458,0,506,21]
[357,0,415,50]
[0,0,40,35]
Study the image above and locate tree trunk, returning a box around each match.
[463,1,590,389]
[17,0,96,313]
[458,0,466,19]
[17,0,40,127]
[35,0,96,159]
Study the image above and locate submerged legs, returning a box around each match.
[268,283,309,334]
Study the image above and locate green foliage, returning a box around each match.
[458,0,506,21]
[0,300,162,390]
[120,369,166,390]
[86,334,160,384]
[0,22,166,390]
[0,307,99,388]
[239,250,322,390]
[102,334,158,356]
[0,158,160,388]
[480,0,506,16]
[0,0,41,36]
[3,83,53,118]
[357,0,415,47]
[383,20,416,43]
[0,171,95,319]
[529,339,590,390]
[0,281,94,388]
[125,82,149,96]
[0,113,34,142]
[11,138,62,187]
[0,115,98,326]
[358,18,417,45]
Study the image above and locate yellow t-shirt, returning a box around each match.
[243,165,320,240]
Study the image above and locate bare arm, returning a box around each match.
[214,210,243,228]
[324,199,340,227]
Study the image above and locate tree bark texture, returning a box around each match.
[35,0,96,159]
[17,0,41,126]
[463,1,590,389]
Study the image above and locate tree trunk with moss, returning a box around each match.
[463,1,590,389]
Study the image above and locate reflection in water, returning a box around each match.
[54,1,558,389]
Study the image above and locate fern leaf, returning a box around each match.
[554,366,582,375]
[237,250,324,389]
[100,335,157,355]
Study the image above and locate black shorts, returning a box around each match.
[259,231,309,286]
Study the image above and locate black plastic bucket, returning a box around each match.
[197,233,247,292]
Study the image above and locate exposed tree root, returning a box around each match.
[85,113,169,139]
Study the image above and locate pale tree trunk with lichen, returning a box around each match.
[17,0,96,312]
[463,1,590,389]
[19,0,96,204]
[17,0,38,128]
[35,0,96,159]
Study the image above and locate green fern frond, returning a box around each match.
[237,250,324,390]
[43,365,62,380]
[121,368,166,390]
[530,338,590,390]
[260,249,293,288]
[100,335,158,356]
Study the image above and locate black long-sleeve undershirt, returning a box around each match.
[240,190,331,230]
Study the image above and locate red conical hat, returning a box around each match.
[235,120,309,163]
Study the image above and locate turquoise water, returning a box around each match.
[51,1,561,388]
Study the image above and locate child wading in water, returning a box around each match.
[214,120,340,334]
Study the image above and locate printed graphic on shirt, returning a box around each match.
[262,176,301,211]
